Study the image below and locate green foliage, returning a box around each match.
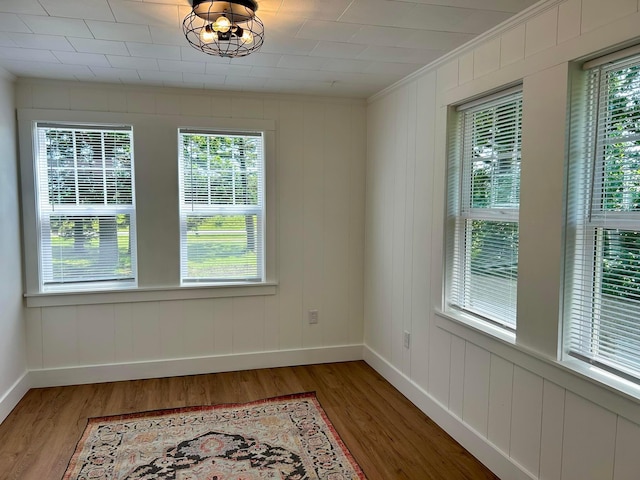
[46,129,132,206]
[469,220,518,278]
[182,134,260,206]
[469,100,522,209]
[598,65,640,303]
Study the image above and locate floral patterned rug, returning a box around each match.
[63,392,367,480]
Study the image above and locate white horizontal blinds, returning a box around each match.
[450,90,522,329]
[567,55,640,380]
[36,124,136,288]
[179,130,264,282]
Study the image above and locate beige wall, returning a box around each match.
[16,81,365,380]
[365,0,640,479]
[0,70,27,421]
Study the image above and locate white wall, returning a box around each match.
[0,71,28,422]
[16,80,365,385]
[365,0,640,479]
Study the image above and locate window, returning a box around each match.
[565,53,640,382]
[447,88,523,330]
[178,129,264,283]
[34,123,136,290]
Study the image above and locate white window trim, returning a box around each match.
[33,123,138,292]
[446,87,523,332]
[18,109,278,307]
[178,129,266,284]
[563,53,640,384]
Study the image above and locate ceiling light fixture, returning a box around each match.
[183,0,264,58]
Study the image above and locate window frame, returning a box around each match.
[18,109,277,306]
[177,128,266,285]
[563,52,640,383]
[33,122,138,292]
[446,86,523,332]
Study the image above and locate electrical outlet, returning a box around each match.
[403,331,411,349]
[308,309,319,324]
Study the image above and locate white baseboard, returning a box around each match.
[363,345,536,480]
[29,345,364,388]
[0,371,31,424]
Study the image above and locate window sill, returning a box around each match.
[24,282,278,308]
[436,308,516,345]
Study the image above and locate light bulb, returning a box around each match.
[212,16,231,33]
[241,30,253,44]
[199,24,216,43]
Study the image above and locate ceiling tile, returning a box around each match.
[397,29,476,50]
[351,25,476,50]
[229,52,283,67]
[278,0,354,21]
[108,0,179,27]
[182,72,227,86]
[0,33,16,47]
[253,0,283,15]
[0,0,538,97]
[107,54,159,70]
[277,54,327,70]
[309,41,367,59]
[53,51,111,67]
[205,63,252,75]
[38,0,115,22]
[138,69,183,83]
[158,59,206,74]
[259,35,319,55]
[224,75,268,89]
[126,42,181,60]
[149,25,188,46]
[7,33,75,51]
[340,0,512,34]
[0,46,60,62]
[179,46,232,63]
[19,15,93,37]
[357,45,445,64]
[2,59,91,77]
[86,20,153,42]
[362,62,424,77]
[0,1,47,15]
[400,0,536,14]
[321,58,371,73]
[89,66,142,81]
[67,37,129,56]
[296,19,360,42]
[0,14,32,33]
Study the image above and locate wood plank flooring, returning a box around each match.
[0,361,498,479]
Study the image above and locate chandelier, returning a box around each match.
[183,0,264,58]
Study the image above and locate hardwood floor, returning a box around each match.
[0,361,498,479]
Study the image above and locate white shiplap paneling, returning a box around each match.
[487,354,514,453]
[562,391,617,480]
[539,380,566,480]
[509,367,543,477]
[463,342,491,436]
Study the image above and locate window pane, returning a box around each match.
[46,214,133,284]
[464,220,518,327]
[181,133,261,206]
[179,129,264,283]
[184,214,259,281]
[469,100,522,209]
[566,56,640,382]
[37,124,136,289]
[450,89,522,331]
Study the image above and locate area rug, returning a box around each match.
[63,392,367,480]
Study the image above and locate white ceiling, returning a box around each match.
[0,0,539,98]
